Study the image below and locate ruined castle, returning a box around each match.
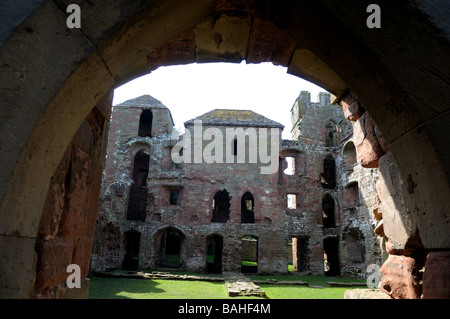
[90,91,383,279]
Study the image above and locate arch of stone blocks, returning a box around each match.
[1,0,450,298]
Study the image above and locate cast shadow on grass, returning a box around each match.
[88,277,165,299]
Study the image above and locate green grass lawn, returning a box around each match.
[88,272,367,299]
[89,277,237,299]
[241,260,258,266]
[249,274,366,299]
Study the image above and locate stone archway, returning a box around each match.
[1,0,450,298]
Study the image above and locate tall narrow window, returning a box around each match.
[170,190,179,205]
[138,109,153,137]
[321,156,336,189]
[127,150,149,221]
[287,194,297,209]
[278,157,284,185]
[232,139,238,156]
[343,142,357,171]
[241,192,255,223]
[322,194,336,228]
[325,120,338,147]
[284,157,295,175]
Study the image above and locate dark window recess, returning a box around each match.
[241,192,255,223]
[138,110,153,137]
[211,189,231,223]
[232,139,238,156]
[170,190,179,205]
[321,156,336,189]
[322,194,336,228]
[325,121,338,147]
[126,150,149,221]
[277,157,284,185]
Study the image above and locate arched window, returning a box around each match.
[131,150,150,188]
[322,194,336,228]
[126,150,149,221]
[321,156,336,189]
[343,141,357,170]
[138,109,153,137]
[325,120,339,147]
[241,192,255,223]
[344,182,359,209]
[211,189,230,223]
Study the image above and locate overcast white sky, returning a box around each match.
[113,61,326,139]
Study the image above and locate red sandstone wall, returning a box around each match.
[33,91,113,298]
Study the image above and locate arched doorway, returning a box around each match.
[1,1,450,298]
[159,227,184,269]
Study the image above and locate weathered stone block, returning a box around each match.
[57,149,91,237]
[72,236,94,279]
[287,48,347,96]
[343,100,363,121]
[0,236,36,298]
[194,13,251,63]
[35,236,74,294]
[146,29,196,72]
[377,152,421,251]
[380,254,422,299]
[246,18,296,66]
[422,251,450,299]
[344,289,391,299]
[38,147,71,238]
[54,278,90,299]
[353,112,385,168]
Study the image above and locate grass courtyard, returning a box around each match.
[88,271,368,299]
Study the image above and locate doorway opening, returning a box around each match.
[159,227,184,268]
[122,230,141,271]
[291,236,309,272]
[206,234,223,274]
[241,236,258,274]
[323,237,340,277]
